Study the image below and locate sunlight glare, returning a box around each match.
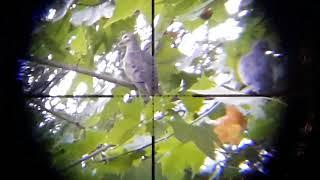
[214,73,232,86]
[45,100,52,110]
[209,18,243,41]
[238,138,254,149]
[225,0,242,15]
[154,14,160,27]
[77,101,88,113]
[123,94,130,103]
[68,35,77,45]
[130,90,137,96]
[65,99,78,114]
[47,74,55,81]
[74,82,88,95]
[46,9,56,20]
[200,157,216,174]
[39,122,45,128]
[215,150,226,162]
[47,53,53,60]
[136,13,152,45]
[55,103,66,110]
[49,71,76,96]
[154,111,164,120]
[265,50,273,55]
[238,10,249,17]
[239,160,251,172]
[178,33,200,56]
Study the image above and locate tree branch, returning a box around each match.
[62,137,164,172]
[62,144,117,171]
[34,100,85,130]
[31,58,135,89]
[62,140,154,171]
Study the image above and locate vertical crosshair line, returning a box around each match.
[151,0,155,179]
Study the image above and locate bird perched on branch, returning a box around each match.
[238,40,288,95]
[118,33,159,99]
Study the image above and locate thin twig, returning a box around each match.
[62,144,116,171]
[76,0,112,7]
[154,101,221,147]
[62,140,155,171]
[31,58,135,89]
[39,70,68,94]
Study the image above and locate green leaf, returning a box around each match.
[189,75,215,90]
[107,99,144,144]
[154,97,175,113]
[180,96,204,114]
[104,15,136,53]
[60,166,97,180]
[155,0,204,35]
[121,158,152,180]
[86,20,108,55]
[103,0,151,28]
[53,130,106,166]
[111,86,131,96]
[84,113,101,128]
[46,12,72,45]
[247,100,285,142]
[176,0,216,30]
[156,37,182,92]
[208,103,225,120]
[158,69,201,95]
[70,27,88,54]
[31,12,72,57]
[156,137,181,155]
[120,98,144,120]
[160,141,206,180]
[222,167,240,179]
[208,0,228,26]
[78,0,101,6]
[169,118,216,158]
[66,74,93,95]
[183,19,204,30]
[100,98,121,121]
[153,120,170,139]
[157,65,179,92]
[95,149,147,175]
[156,37,183,64]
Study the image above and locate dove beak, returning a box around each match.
[117,40,127,49]
[118,40,124,47]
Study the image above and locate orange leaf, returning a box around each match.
[213,105,247,145]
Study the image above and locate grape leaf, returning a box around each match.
[169,117,216,158]
[180,96,204,114]
[106,99,144,144]
[189,75,215,90]
[160,141,206,180]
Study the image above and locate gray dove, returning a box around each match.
[119,33,159,98]
[238,40,287,95]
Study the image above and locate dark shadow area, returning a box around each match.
[2,0,63,179]
[256,0,317,179]
[1,0,317,179]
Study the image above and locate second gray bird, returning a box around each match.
[238,40,287,95]
[119,33,159,97]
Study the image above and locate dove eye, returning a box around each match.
[122,34,129,40]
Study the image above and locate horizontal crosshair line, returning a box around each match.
[25,94,284,98]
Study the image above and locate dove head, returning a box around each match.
[118,33,138,48]
[252,40,269,52]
